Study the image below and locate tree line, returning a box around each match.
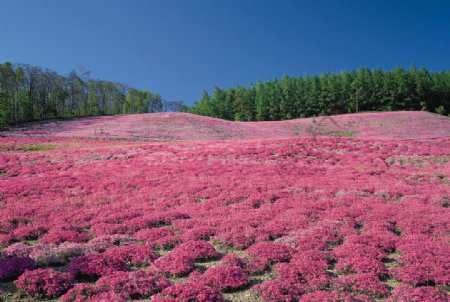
[190,67,450,121]
[0,62,187,127]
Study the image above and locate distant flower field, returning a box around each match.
[0,112,449,301]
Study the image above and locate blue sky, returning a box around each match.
[1,0,449,104]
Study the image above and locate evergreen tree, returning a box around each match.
[190,67,450,121]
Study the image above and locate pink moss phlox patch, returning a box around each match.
[14,268,74,299]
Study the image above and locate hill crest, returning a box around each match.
[2,111,449,141]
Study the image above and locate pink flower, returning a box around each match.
[152,282,224,302]
[387,284,448,302]
[153,252,195,276]
[334,273,389,296]
[96,270,170,298]
[14,268,74,298]
[68,254,128,279]
[0,257,36,281]
[104,244,157,266]
[171,240,219,261]
[194,266,249,291]
[246,242,293,264]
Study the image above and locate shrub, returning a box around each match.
[14,268,74,298]
[246,242,293,264]
[391,238,449,286]
[152,282,224,302]
[344,232,398,252]
[0,257,36,281]
[274,262,330,290]
[11,223,48,241]
[88,291,127,302]
[87,235,137,252]
[296,236,328,252]
[105,244,157,266]
[298,291,375,302]
[60,283,127,302]
[133,228,180,249]
[197,266,249,291]
[297,291,343,302]
[243,256,270,274]
[220,254,247,269]
[68,254,128,279]
[435,105,446,116]
[387,284,448,302]
[153,252,195,276]
[96,270,170,298]
[272,250,330,289]
[60,283,99,302]
[1,242,33,258]
[29,244,67,266]
[57,242,90,260]
[255,279,305,302]
[334,273,389,296]
[133,227,174,241]
[3,243,88,267]
[171,240,219,261]
[40,227,90,244]
[182,226,216,241]
[219,227,257,249]
[88,223,128,237]
[332,243,387,275]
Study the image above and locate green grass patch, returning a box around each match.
[16,144,57,152]
[331,130,358,138]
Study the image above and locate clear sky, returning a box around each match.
[1,0,449,104]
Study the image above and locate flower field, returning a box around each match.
[0,112,449,301]
[4,111,450,141]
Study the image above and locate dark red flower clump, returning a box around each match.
[68,254,128,279]
[87,234,137,252]
[14,268,74,298]
[0,257,36,281]
[154,252,196,276]
[246,242,293,264]
[391,238,450,286]
[171,240,220,261]
[332,243,387,275]
[196,266,249,291]
[333,273,389,296]
[387,284,449,302]
[96,270,170,298]
[60,283,127,302]
[104,244,157,266]
[133,227,179,248]
[40,227,90,244]
[220,254,247,269]
[255,279,305,302]
[152,282,225,302]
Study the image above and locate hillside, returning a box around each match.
[0,110,449,302]
[2,111,449,141]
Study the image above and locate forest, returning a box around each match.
[190,67,450,121]
[0,62,187,127]
[2,63,450,127]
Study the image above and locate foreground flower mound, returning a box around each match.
[96,270,170,299]
[152,282,225,302]
[191,266,250,291]
[0,115,450,301]
[0,257,35,281]
[68,254,128,279]
[60,283,127,302]
[387,284,449,302]
[14,268,74,299]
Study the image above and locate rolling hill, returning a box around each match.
[2,111,449,141]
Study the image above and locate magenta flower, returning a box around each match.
[14,268,74,298]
